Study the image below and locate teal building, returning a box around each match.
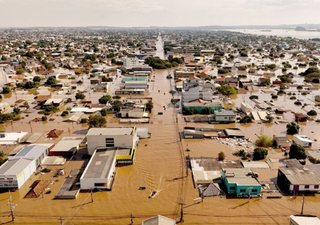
[221,168,261,197]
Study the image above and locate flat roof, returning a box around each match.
[0,132,28,144]
[242,162,270,169]
[214,110,236,116]
[82,150,117,179]
[224,168,260,186]
[274,136,291,142]
[224,128,245,137]
[87,127,135,136]
[290,215,320,225]
[50,137,83,152]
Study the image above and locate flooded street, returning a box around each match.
[2,35,320,225]
[2,66,320,224]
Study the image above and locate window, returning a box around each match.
[229,186,235,190]
[240,189,246,193]
[252,189,258,193]
[105,138,114,147]
[315,185,319,189]
[305,185,310,189]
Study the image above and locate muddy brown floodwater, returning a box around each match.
[1,68,320,224]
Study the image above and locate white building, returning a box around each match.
[0,145,49,189]
[80,149,117,190]
[86,127,139,155]
[142,215,176,225]
[293,135,312,147]
[122,57,140,67]
[290,215,320,225]
[0,132,28,145]
[241,102,253,113]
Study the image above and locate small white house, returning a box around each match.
[293,135,312,147]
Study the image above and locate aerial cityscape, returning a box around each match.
[2,1,320,225]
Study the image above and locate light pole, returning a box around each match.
[247,187,253,203]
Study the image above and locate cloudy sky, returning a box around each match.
[1,0,320,27]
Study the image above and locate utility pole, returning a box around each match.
[301,195,305,215]
[247,187,253,203]
[179,196,185,223]
[130,212,134,225]
[59,216,64,225]
[90,188,93,203]
[7,190,15,222]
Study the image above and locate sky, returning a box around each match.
[1,0,320,27]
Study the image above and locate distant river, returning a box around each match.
[227,29,320,40]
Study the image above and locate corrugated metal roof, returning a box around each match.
[280,159,320,185]
[15,145,47,159]
[0,158,34,175]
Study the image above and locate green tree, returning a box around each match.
[100,108,107,116]
[239,115,252,123]
[2,86,11,94]
[218,151,226,161]
[13,107,21,115]
[307,110,317,116]
[33,76,41,82]
[24,81,37,89]
[88,115,107,128]
[289,143,307,160]
[75,91,85,100]
[45,77,57,86]
[98,95,112,104]
[216,84,237,96]
[146,100,153,113]
[112,100,123,112]
[253,148,268,160]
[286,122,300,135]
[255,135,273,147]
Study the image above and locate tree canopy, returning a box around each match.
[88,115,107,128]
[216,84,237,96]
[253,148,268,160]
[99,95,112,104]
[286,122,300,135]
[289,143,307,160]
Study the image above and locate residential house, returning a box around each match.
[277,159,320,194]
[293,135,312,148]
[214,110,236,123]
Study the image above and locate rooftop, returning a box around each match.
[82,149,117,179]
[15,145,48,159]
[290,215,320,225]
[280,159,320,185]
[223,168,261,186]
[50,137,83,153]
[214,110,236,116]
[0,158,34,176]
[87,127,136,136]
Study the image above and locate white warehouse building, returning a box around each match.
[80,149,117,190]
[0,145,49,189]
